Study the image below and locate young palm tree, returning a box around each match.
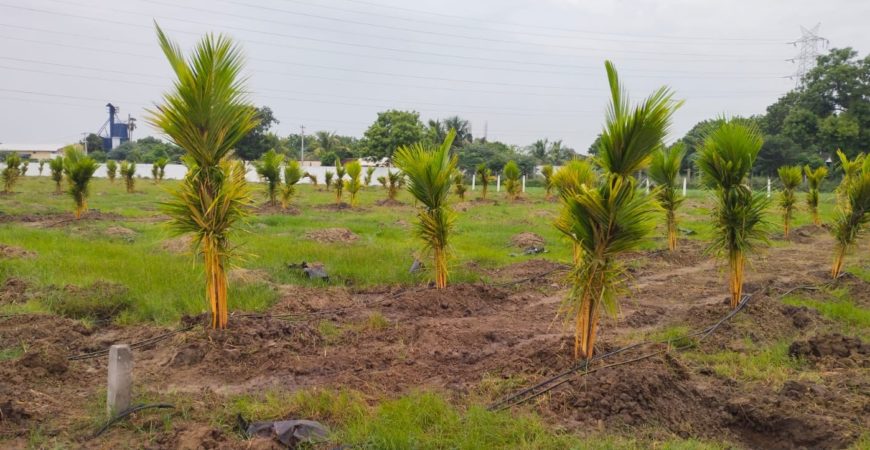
[49,157,64,193]
[2,154,21,193]
[152,157,169,183]
[19,160,29,177]
[38,160,46,176]
[146,25,258,330]
[62,148,98,219]
[804,165,828,225]
[254,149,284,206]
[649,144,686,251]
[344,160,363,207]
[553,158,598,264]
[503,160,522,200]
[475,163,491,200]
[777,165,803,238]
[303,172,318,188]
[364,166,376,187]
[334,158,346,204]
[696,120,768,309]
[554,61,677,359]
[106,160,118,183]
[541,165,555,199]
[835,149,865,207]
[394,130,458,289]
[120,161,136,193]
[324,171,334,191]
[453,171,466,200]
[379,170,404,201]
[830,167,870,277]
[281,160,303,209]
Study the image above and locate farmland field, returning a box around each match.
[0,176,868,449]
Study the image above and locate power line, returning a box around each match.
[787,24,828,88]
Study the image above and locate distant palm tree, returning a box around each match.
[649,143,687,251]
[427,120,447,145]
[254,149,284,206]
[777,165,803,238]
[804,165,828,225]
[529,139,548,162]
[442,116,472,146]
[62,147,98,219]
[281,160,303,209]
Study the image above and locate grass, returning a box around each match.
[683,339,814,387]
[0,176,844,325]
[782,288,870,338]
[225,389,726,449]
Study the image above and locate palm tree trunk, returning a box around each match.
[728,250,744,309]
[831,245,846,279]
[812,209,820,226]
[203,238,229,329]
[667,210,677,251]
[434,245,448,289]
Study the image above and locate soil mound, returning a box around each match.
[510,232,544,249]
[375,198,404,207]
[386,284,510,318]
[0,244,35,259]
[789,334,869,368]
[255,204,300,215]
[305,228,358,243]
[161,235,193,254]
[105,226,136,238]
[17,346,69,377]
[228,268,271,285]
[0,277,29,304]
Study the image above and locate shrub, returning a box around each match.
[119,161,136,193]
[282,160,303,208]
[106,160,118,183]
[502,160,521,200]
[2,153,21,193]
[254,149,284,206]
[49,157,64,193]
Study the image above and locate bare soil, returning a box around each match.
[304,227,359,244]
[510,232,545,248]
[0,244,35,259]
[0,223,868,448]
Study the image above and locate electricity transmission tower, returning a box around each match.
[788,24,828,87]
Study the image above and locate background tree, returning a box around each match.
[234,106,279,161]
[777,166,803,237]
[394,130,457,289]
[282,160,302,209]
[254,149,284,206]
[502,160,521,200]
[106,160,118,183]
[360,110,425,161]
[805,165,828,225]
[146,25,258,329]
[345,160,362,207]
[649,144,686,251]
[2,154,21,193]
[696,120,768,309]
[63,148,98,219]
[49,157,64,193]
[84,133,103,154]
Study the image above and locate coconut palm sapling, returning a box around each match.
[503,160,522,200]
[324,171,334,191]
[2,154,21,193]
[649,144,686,251]
[804,165,828,225]
[334,158,346,204]
[541,165,554,199]
[777,165,802,238]
[120,161,136,193]
[552,159,598,264]
[282,160,303,208]
[152,157,169,183]
[453,171,466,200]
[830,170,870,278]
[475,163,491,200]
[364,166,376,187]
[62,148,98,219]
[254,149,284,206]
[106,160,118,183]
[344,160,362,206]
[554,61,678,359]
[146,25,258,329]
[394,130,458,289]
[696,120,768,309]
[49,157,64,193]
[38,160,45,176]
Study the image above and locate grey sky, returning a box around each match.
[1,0,868,153]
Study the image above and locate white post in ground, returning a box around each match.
[682,177,687,197]
[767,178,771,198]
[107,344,132,417]
[496,175,501,192]
[471,173,476,191]
[645,177,650,194]
[522,175,526,193]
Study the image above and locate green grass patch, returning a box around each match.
[684,340,813,387]
[782,289,870,337]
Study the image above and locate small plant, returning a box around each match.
[282,160,303,209]
[503,160,522,200]
[324,171,335,191]
[835,149,865,207]
[649,144,686,251]
[830,170,870,278]
[49,157,64,193]
[541,165,554,199]
[119,161,136,193]
[696,120,768,309]
[394,130,458,289]
[475,163,491,200]
[344,160,362,207]
[254,149,284,206]
[303,172,318,187]
[334,158,346,204]
[364,166,376,187]
[2,153,21,193]
[37,160,45,176]
[453,171,466,200]
[105,160,118,183]
[19,159,29,177]
[379,170,404,201]
[152,157,169,183]
[777,165,803,238]
[62,147,98,219]
[804,165,828,225]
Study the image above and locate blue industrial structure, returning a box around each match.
[97,103,135,151]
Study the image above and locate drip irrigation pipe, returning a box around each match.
[91,403,175,438]
[67,326,194,361]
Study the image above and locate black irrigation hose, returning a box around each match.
[91,403,175,438]
[67,326,194,361]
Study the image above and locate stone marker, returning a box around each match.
[107,344,133,417]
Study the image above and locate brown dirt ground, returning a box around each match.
[0,223,868,448]
[510,232,545,248]
[304,228,359,244]
[0,244,35,259]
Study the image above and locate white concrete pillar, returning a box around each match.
[522,175,526,193]
[682,177,687,197]
[496,175,501,192]
[471,174,476,191]
[107,344,133,417]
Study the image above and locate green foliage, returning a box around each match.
[152,157,169,183]
[63,147,99,218]
[334,158,346,204]
[37,159,45,176]
[379,169,404,201]
[364,166,376,187]
[361,110,426,161]
[108,136,185,163]
[475,163,491,199]
[344,160,363,206]
[19,159,29,177]
[502,160,522,199]
[105,159,118,183]
[2,153,21,193]
[281,160,303,208]
[777,165,803,235]
[49,156,64,193]
[686,340,805,386]
[541,165,554,197]
[234,106,280,161]
[552,159,598,200]
[650,144,687,249]
[254,149,284,206]
[119,160,136,193]
[453,171,466,200]
[804,165,828,223]
[783,290,870,331]
[324,171,334,190]
[45,281,131,321]
[394,130,458,288]
[831,170,870,276]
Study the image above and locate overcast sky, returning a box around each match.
[1,0,868,153]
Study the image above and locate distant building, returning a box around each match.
[98,103,135,151]
[0,143,78,160]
